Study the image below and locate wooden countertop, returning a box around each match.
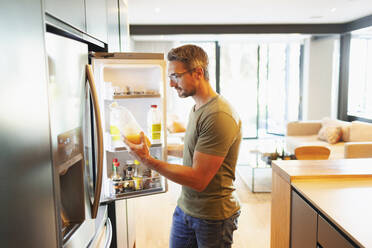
[271,158,372,247]
[272,158,372,183]
[292,178,372,248]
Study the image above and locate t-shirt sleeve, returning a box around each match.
[195,112,239,157]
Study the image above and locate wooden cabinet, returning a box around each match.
[44,0,86,31]
[318,215,355,248]
[85,0,108,43]
[291,189,358,248]
[291,191,317,248]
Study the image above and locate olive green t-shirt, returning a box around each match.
[178,95,242,220]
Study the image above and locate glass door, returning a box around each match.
[219,42,259,138]
[263,43,301,135]
[218,41,301,138]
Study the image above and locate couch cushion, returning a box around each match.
[286,135,329,153]
[349,121,372,142]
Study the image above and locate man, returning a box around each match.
[124,45,242,248]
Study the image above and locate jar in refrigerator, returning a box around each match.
[133,159,151,178]
[123,161,135,192]
[133,176,143,190]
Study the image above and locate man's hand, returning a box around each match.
[122,132,151,164]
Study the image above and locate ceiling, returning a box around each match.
[127,0,372,25]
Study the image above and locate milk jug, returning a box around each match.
[147,105,162,144]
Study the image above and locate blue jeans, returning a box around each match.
[169,206,240,248]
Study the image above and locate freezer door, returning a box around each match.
[87,205,112,248]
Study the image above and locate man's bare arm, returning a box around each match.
[124,132,224,192]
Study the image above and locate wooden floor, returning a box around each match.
[133,166,271,248]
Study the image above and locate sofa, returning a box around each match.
[285,119,372,159]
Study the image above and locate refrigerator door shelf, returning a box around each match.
[103,94,161,102]
[112,93,161,99]
[101,178,167,203]
[105,142,162,153]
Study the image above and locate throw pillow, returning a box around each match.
[318,126,342,144]
[320,117,352,142]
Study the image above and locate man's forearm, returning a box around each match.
[145,156,204,192]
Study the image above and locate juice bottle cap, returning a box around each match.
[113,158,118,162]
[151,104,157,108]
[134,160,140,165]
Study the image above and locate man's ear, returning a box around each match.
[194,67,204,80]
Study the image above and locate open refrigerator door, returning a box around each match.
[91,53,168,204]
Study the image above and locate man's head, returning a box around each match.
[167,45,209,98]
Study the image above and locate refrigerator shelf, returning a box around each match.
[102,186,165,203]
[106,93,161,100]
[57,153,83,175]
[106,143,162,153]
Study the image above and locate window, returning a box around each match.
[263,43,301,135]
[219,41,301,137]
[219,42,259,138]
[348,37,372,119]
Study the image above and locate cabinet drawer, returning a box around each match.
[291,190,317,248]
[317,215,355,248]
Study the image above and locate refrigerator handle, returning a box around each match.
[86,64,104,219]
[104,218,113,248]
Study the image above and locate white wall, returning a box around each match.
[302,36,340,120]
[132,40,195,125]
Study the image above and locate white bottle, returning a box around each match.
[147,104,162,144]
[109,102,124,148]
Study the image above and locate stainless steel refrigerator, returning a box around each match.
[2,1,167,247]
[45,32,168,247]
[45,32,110,247]
[0,1,59,247]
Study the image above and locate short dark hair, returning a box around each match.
[167,44,209,81]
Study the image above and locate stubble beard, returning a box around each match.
[177,87,196,98]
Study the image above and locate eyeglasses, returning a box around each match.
[168,68,195,82]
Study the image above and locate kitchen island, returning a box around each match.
[270,158,372,248]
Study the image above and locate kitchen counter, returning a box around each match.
[273,158,372,183]
[293,178,372,247]
[270,158,372,248]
